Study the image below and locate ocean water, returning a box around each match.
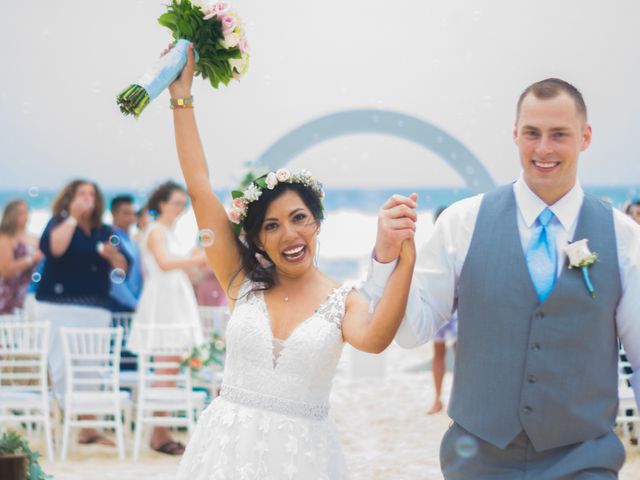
[3,186,638,283]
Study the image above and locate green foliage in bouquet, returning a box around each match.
[0,431,51,480]
[158,0,242,88]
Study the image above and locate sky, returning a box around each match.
[1,0,639,191]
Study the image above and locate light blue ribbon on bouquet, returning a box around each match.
[136,39,199,101]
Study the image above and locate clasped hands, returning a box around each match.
[374,193,418,265]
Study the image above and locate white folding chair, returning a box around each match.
[60,327,131,460]
[616,346,639,442]
[111,312,139,397]
[0,313,22,323]
[197,306,229,395]
[0,321,55,461]
[132,324,205,461]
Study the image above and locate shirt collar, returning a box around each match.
[513,175,584,231]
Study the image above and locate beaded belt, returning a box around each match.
[219,384,329,420]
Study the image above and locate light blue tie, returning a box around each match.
[526,208,557,302]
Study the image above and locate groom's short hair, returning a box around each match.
[516,78,587,122]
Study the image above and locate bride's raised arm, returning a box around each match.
[169,43,244,306]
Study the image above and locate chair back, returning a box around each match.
[0,321,50,394]
[134,324,195,404]
[60,327,123,398]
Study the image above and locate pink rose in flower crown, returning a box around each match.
[232,198,245,210]
[228,210,241,224]
[266,172,278,189]
[276,169,291,182]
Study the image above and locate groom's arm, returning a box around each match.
[361,195,464,348]
[613,210,640,412]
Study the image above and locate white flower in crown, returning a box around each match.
[266,172,278,189]
[563,239,598,269]
[243,183,262,202]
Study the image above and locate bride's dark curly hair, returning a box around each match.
[231,180,325,295]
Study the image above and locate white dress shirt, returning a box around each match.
[364,176,640,409]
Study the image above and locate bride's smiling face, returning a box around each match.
[257,190,320,278]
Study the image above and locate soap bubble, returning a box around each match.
[31,272,42,283]
[110,268,126,285]
[28,186,40,198]
[109,235,121,247]
[197,229,216,248]
[455,435,478,458]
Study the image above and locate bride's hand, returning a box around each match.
[168,42,196,99]
[399,237,416,267]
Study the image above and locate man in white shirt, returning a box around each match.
[366,78,640,478]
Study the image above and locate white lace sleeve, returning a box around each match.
[316,283,355,331]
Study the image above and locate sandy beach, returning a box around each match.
[26,342,640,479]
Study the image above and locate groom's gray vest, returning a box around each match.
[449,185,621,451]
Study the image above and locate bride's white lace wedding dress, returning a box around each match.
[176,281,353,480]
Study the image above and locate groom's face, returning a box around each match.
[514,92,592,204]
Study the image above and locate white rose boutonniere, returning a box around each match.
[563,239,598,298]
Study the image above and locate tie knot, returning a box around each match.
[537,208,554,227]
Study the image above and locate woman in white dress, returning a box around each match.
[172,45,416,478]
[127,180,207,454]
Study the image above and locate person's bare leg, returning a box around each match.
[77,418,115,445]
[149,355,184,454]
[427,342,446,414]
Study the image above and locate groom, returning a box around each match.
[366,78,640,478]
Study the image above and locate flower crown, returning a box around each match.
[228,168,324,234]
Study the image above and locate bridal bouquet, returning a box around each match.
[116,0,249,118]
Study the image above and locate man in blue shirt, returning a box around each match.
[108,195,143,312]
[109,195,144,371]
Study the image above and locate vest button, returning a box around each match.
[531,343,541,351]
[527,374,537,384]
[522,406,532,414]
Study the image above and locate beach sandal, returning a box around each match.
[152,440,186,455]
[78,434,116,446]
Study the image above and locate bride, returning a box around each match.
[172,44,416,479]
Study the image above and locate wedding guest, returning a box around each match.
[35,179,129,445]
[108,194,143,312]
[625,199,640,225]
[369,78,640,477]
[127,181,207,455]
[0,199,44,314]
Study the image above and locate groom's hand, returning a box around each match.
[374,194,418,264]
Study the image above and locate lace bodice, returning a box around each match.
[221,282,353,411]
